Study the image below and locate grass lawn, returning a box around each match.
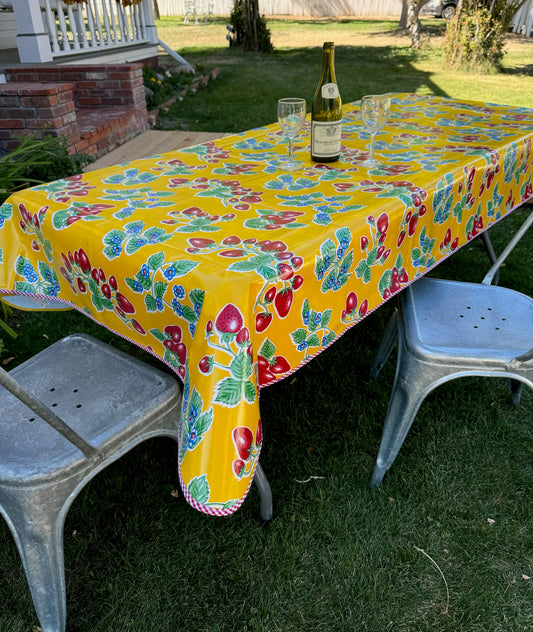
[0,18,532,632]
[153,17,533,132]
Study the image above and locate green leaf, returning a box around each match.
[103,245,120,260]
[257,266,278,281]
[91,291,103,312]
[301,298,309,319]
[195,409,213,435]
[103,229,125,246]
[335,227,351,245]
[214,377,243,407]
[259,338,276,360]
[148,252,165,270]
[308,310,318,332]
[149,328,166,342]
[171,260,198,277]
[125,239,142,256]
[154,281,167,300]
[291,328,307,344]
[145,294,157,312]
[126,277,143,293]
[15,256,30,276]
[326,330,336,345]
[320,238,336,260]
[187,475,210,504]
[378,270,392,295]
[189,288,205,309]
[228,260,258,272]
[307,333,320,347]
[230,352,252,380]
[181,304,197,323]
[320,271,336,294]
[14,281,36,292]
[367,247,379,266]
[244,380,256,403]
[320,309,332,328]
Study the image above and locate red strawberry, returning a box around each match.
[236,327,250,345]
[292,275,304,290]
[116,292,135,314]
[346,291,358,314]
[264,287,277,303]
[397,230,406,247]
[188,237,215,248]
[164,325,182,343]
[198,355,212,374]
[270,355,290,374]
[256,419,263,446]
[233,459,245,477]
[274,288,293,318]
[132,319,146,335]
[376,212,389,235]
[255,312,272,332]
[215,304,243,333]
[233,426,254,460]
[277,264,294,280]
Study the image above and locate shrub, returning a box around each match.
[0,132,91,204]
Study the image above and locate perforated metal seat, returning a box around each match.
[369,210,533,487]
[0,334,182,632]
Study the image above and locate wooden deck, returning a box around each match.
[85,130,231,171]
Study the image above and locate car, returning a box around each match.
[421,0,458,20]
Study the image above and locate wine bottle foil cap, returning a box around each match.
[323,42,334,47]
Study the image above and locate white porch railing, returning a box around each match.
[41,0,150,57]
[12,0,158,63]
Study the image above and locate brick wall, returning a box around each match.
[0,63,149,159]
[0,82,80,153]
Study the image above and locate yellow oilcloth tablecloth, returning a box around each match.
[1,94,532,515]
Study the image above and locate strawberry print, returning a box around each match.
[231,420,262,480]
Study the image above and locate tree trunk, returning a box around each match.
[229,0,272,53]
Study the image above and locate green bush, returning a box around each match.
[142,65,195,110]
[0,132,91,205]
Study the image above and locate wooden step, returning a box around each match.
[85,129,231,171]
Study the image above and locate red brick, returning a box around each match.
[77,97,102,106]
[20,95,58,107]
[76,80,98,89]
[5,107,36,118]
[0,119,25,129]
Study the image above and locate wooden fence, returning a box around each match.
[156,0,403,18]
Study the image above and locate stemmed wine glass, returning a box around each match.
[360,94,391,168]
[277,98,306,171]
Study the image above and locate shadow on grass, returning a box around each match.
[161,44,448,132]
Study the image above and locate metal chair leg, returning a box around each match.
[1,489,70,632]
[254,463,273,522]
[369,308,399,379]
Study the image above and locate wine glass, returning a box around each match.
[360,94,390,168]
[277,98,306,171]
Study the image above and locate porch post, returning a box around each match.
[13,0,53,63]
[142,0,158,44]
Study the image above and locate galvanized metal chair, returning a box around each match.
[369,210,533,487]
[0,333,182,632]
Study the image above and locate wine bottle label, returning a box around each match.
[321,83,340,99]
[311,120,342,158]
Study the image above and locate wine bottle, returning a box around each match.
[311,41,342,163]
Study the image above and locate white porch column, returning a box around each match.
[13,0,53,63]
[142,0,158,44]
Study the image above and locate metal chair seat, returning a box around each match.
[404,277,533,363]
[0,334,182,632]
[369,209,533,488]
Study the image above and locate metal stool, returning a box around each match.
[369,210,533,487]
